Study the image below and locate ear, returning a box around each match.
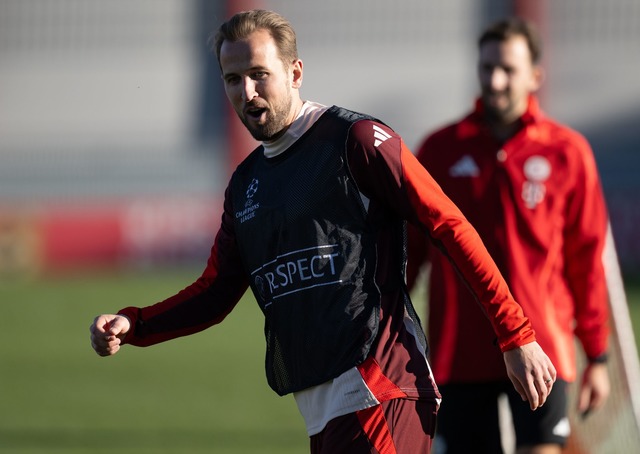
[291,59,303,89]
[530,64,545,92]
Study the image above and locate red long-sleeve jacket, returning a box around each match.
[407,97,609,383]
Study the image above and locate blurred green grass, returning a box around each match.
[0,268,307,454]
[1,269,639,453]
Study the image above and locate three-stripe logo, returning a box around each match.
[373,124,391,147]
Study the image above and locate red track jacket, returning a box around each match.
[407,96,609,383]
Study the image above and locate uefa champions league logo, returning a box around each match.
[235,178,261,223]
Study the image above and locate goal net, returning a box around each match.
[564,224,640,453]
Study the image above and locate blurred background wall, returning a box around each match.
[1,0,639,275]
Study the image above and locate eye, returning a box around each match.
[252,71,268,80]
[479,63,494,75]
[224,75,240,85]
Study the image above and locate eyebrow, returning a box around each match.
[222,64,270,77]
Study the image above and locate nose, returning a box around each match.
[241,78,258,102]
[489,68,508,91]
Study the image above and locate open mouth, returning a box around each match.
[245,107,267,120]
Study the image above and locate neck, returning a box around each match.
[262,101,329,158]
[487,118,523,143]
[288,97,304,127]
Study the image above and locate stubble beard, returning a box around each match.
[482,89,525,126]
[241,91,294,142]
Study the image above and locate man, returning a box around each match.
[407,18,610,454]
[90,10,555,453]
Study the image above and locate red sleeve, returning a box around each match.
[119,185,249,347]
[563,132,610,358]
[405,134,437,290]
[346,119,536,351]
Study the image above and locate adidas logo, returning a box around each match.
[373,125,391,147]
[449,155,479,177]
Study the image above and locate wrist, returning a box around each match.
[588,353,608,364]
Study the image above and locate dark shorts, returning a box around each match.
[434,380,568,453]
[310,398,438,454]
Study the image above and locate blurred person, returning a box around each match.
[407,17,610,454]
[90,10,556,453]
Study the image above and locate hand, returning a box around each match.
[578,362,610,417]
[89,314,131,357]
[503,341,557,411]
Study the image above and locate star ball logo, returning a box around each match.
[245,178,259,207]
[254,274,267,302]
